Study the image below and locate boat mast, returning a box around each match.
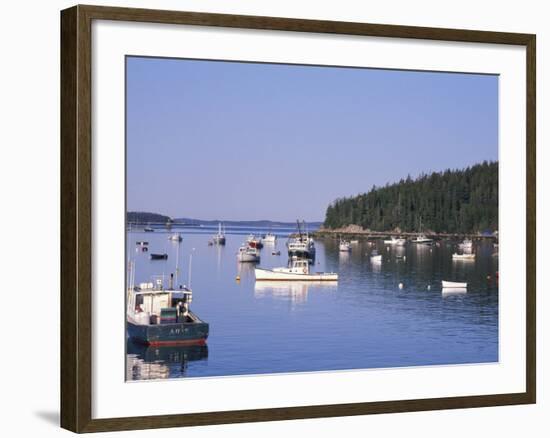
[175,239,180,287]
[188,248,195,289]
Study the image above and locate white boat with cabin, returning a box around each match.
[383,236,407,246]
[255,258,338,281]
[237,244,260,263]
[339,240,351,252]
[411,234,433,244]
[262,232,277,244]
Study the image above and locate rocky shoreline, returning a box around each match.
[310,225,497,240]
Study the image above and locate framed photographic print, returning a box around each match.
[60,4,536,433]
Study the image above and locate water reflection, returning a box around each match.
[254,281,338,307]
[442,287,468,296]
[126,341,208,381]
[126,228,499,379]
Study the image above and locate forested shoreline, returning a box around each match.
[323,161,498,234]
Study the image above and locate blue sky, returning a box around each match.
[126,57,498,221]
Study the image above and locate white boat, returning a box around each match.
[237,245,260,263]
[168,232,182,242]
[452,253,475,260]
[441,280,468,288]
[255,258,338,281]
[459,238,473,250]
[411,217,432,244]
[350,240,359,244]
[411,234,432,244]
[339,240,351,252]
[212,223,226,245]
[262,233,277,244]
[383,236,407,246]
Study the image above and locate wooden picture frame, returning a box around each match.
[60,4,536,433]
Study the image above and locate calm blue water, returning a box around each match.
[126,226,499,380]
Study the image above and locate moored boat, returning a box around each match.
[458,238,473,251]
[255,258,338,281]
[339,240,351,252]
[452,253,475,261]
[150,253,168,260]
[262,232,277,244]
[411,234,432,245]
[237,244,260,263]
[127,282,209,346]
[247,234,264,249]
[287,220,315,260]
[441,280,468,288]
[168,233,182,242]
[212,223,226,245]
[384,236,407,246]
[126,251,209,347]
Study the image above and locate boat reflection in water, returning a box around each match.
[126,340,208,381]
[254,280,337,307]
[441,287,468,297]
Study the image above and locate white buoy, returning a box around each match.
[427,285,431,290]
[398,283,404,289]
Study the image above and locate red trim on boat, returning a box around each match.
[146,339,207,347]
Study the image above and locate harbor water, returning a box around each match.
[126,226,499,381]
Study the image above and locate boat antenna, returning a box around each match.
[188,248,195,289]
[175,239,180,287]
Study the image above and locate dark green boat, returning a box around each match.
[126,278,209,346]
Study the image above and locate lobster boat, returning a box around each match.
[127,275,209,346]
[255,258,338,281]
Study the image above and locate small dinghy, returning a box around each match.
[370,250,382,263]
[272,250,281,256]
[441,280,468,289]
[150,253,168,260]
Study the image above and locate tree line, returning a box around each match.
[324,161,498,234]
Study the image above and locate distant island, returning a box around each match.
[323,161,498,235]
[127,211,171,224]
[126,212,322,229]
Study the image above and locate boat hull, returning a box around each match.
[452,254,475,260]
[127,318,209,346]
[237,254,260,262]
[255,268,338,281]
[441,280,468,288]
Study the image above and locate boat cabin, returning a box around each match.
[127,279,195,325]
